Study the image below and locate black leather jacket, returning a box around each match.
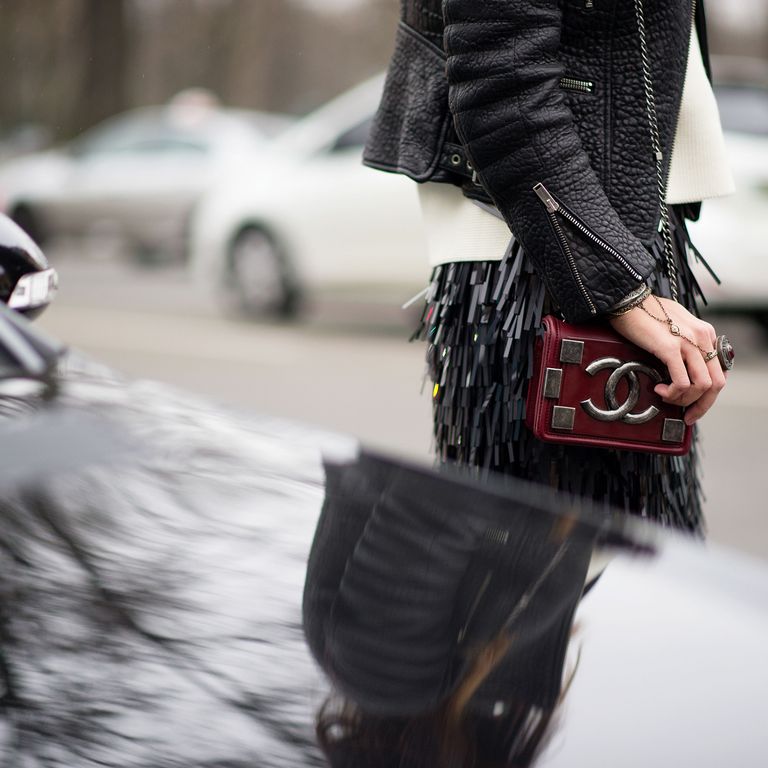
[363,0,711,322]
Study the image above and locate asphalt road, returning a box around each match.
[39,255,768,561]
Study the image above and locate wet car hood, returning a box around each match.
[0,354,343,766]
[0,353,766,767]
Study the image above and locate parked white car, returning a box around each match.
[688,84,768,329]
[0,97,291,263]
[188,76,428,317]
[191,77,768,324]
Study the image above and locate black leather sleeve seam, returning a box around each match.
[450,88,564,149]
[450,75,557,105]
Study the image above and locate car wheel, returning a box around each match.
[224,227,300,319]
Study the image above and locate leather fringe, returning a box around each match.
[411,206,705,534]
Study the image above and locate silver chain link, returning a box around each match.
[632,0,681,302]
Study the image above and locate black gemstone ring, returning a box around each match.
[716,334,735,371]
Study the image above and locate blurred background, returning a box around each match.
[0,0,766,558]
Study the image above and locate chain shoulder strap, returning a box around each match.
[632,0,695,303]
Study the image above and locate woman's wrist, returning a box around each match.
[606,283,652,317]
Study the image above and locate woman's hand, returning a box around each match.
[608,296,727,426]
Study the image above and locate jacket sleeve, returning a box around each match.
[443,0,656,322]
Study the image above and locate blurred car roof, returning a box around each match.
[268,73,384,158]
[67,103,294,157]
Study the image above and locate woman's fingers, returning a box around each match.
[655,340,726,420]
[610,294,728,422]
[684,358,727,425]
[703,321,718,347]
[681,343,712,404]
[654,346,691,402]
[656,343,712,407]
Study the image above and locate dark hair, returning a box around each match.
[316,632,563,768]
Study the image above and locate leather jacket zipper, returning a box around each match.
[534,182,646,315]
[560,77,594,94]
[534,183,597,315]
[534,183,645,281]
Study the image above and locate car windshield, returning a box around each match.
[241,111,294,139]
[71,111,216,157]
[270,74,384,157]
[70,107,285,158]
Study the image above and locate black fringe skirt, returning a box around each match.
[412,206,710,533]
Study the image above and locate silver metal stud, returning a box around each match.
[662,418,685,443]
[543,368,563,399]
[560,340,584,365]
[552,406,576,431]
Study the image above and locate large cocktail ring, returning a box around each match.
[716,334,735,371]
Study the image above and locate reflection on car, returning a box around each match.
[0,302,767,765]
[0,96,292,264]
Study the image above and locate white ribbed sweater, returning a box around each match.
[419,28,735,268]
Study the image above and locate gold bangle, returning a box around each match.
[607,285,652,317]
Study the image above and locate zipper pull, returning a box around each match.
[585,0,594,8]
[534,182,560,213]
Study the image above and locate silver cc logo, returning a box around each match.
[580,357,662,424]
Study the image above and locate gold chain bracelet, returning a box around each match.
[639,295,716,361]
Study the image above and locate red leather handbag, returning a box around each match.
[525,315,692,455]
